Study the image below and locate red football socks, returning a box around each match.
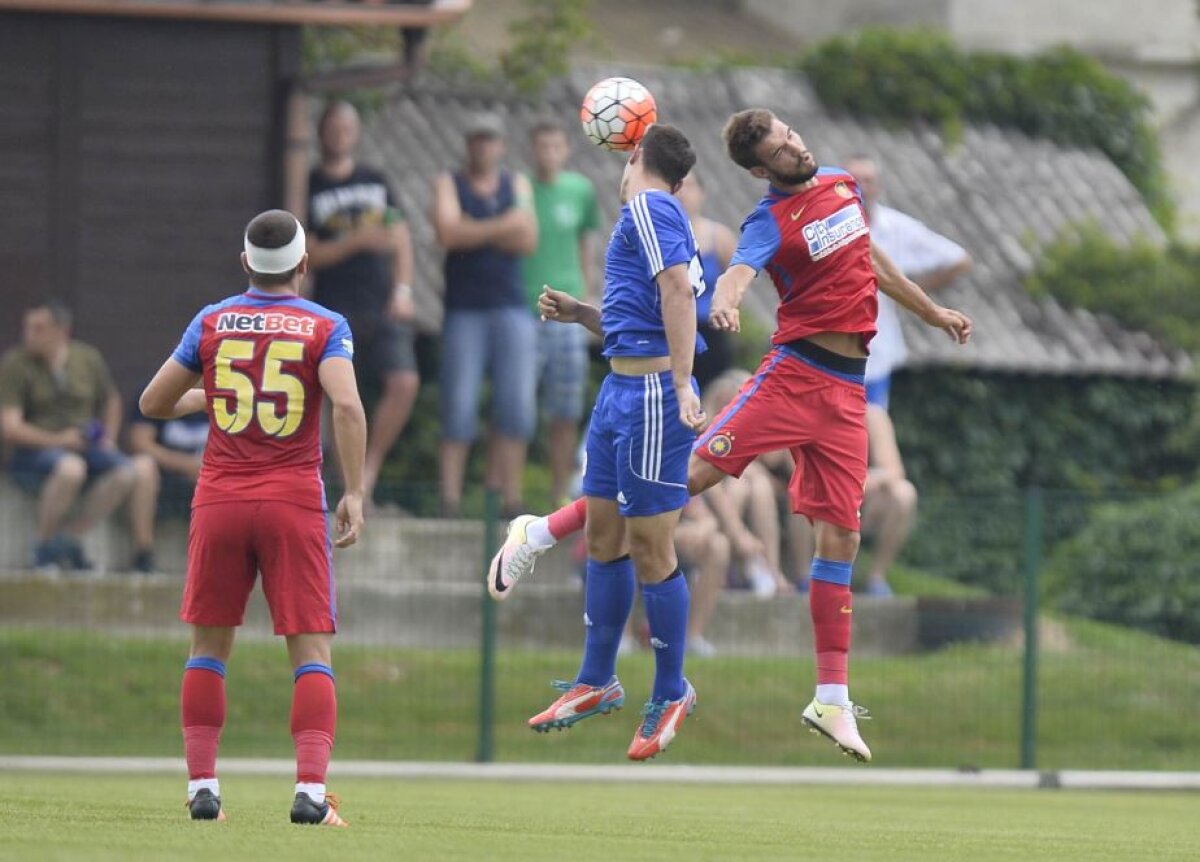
[809,560,854,686]
[547,497,587,540]
[291,664,337,785]
[181,658,226,780]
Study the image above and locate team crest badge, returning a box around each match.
[707,434,733,457]
[834,181,854,199]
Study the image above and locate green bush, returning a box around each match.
[890,369,1197,592]
[800,30,1172,226]
[1045,484,1200,643]
[1025,223,1200,353]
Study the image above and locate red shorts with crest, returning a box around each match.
[181,500,336,636]
[694,346,868,531]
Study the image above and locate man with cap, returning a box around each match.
[431,111,538,518]
[139,209,368,827]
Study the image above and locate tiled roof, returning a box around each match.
[356,65,1191,378]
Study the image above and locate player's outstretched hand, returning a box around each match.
[539,285,582,323]
[334,493,364,548]
[676,386,707,432]
[923,306,973,345]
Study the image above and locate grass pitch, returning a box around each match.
[1,773,1198,862]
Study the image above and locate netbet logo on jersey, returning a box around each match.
[215,312,316,337]
[802,203,868,262]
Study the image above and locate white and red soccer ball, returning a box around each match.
[579,76,658,152]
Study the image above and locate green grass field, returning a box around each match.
[3,620,1199,770]
[2,773,1198,862]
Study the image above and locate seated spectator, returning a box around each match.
[128,382,208,519]
[697,369,790,596]
[0,301,157,572]
[674,495,730,658]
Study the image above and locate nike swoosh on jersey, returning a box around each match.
[790,205,807,221]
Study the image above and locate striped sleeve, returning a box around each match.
[630,192,692,279]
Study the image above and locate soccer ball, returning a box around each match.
[579,77,657,152]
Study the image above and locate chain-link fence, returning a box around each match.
[2,480,1197,770]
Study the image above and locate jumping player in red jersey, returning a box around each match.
[492,110,971,762]
[139,209,367,826]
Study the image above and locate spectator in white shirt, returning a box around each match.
[846,156,972,596]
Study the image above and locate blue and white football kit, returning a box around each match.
[580,189,706,518]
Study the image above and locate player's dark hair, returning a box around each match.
[27,298,72,329]
[530,118,566,140]
[245,209,301,287]
[640,124,695,191]
[723,108,776,170]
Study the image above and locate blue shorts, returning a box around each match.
[581,371,695,518]
[537,320,588,421]
[865,375,891,410]
[8,446,131,494]
[440,308,538,441]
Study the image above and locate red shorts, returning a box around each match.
[182,500,336,636]
[695,347,868,531]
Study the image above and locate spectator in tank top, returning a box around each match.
[431,112,538,518]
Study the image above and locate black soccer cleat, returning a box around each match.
[290,792,348,827]
[187,788,225,821]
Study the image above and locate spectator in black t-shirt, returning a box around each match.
[128,387,208,518]
[307,99,420,504]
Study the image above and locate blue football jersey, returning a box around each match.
[601,189,707,358]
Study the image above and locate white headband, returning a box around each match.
[245,219,306,274]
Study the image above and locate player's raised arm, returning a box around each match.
[538,285,602,336]
[709,264,756,333]
[318,355,367,548]
[711,204,782,332]
[657,264,705,430]
[870,240,972,345]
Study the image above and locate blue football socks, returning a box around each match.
[642,570,689,702]
[576,555,636,687]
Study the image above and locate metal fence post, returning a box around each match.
[477,489,499,763]
[1020,487,1043,770]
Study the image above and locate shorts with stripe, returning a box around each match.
[581,370,695,518]
[694,346,868,532]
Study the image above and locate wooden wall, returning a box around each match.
[0,12,299,393]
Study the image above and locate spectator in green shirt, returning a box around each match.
[524,119,602,502]
[0,300,157,572]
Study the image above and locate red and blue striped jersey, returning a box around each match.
[730,167,878,348]
[171,288,353,512]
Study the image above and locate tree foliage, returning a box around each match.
[1024,223,1200,353]
[800,29,1172,227]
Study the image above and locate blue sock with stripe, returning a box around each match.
[643,570,689,702]
[576,555,636,687]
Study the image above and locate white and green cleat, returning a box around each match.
[487,514,549,602]
[801,698,873,762]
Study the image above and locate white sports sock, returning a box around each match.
[296,782,326,805]
[525,516,555,549]
[816,684,850,707]
[188,778,220,801]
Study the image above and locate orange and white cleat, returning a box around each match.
[290,791,348,827]
[626,679,697,761]
[186,788,226,822]
[801,698,873,762]
[528,676,625,732]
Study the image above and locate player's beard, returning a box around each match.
[770,161,819,186]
